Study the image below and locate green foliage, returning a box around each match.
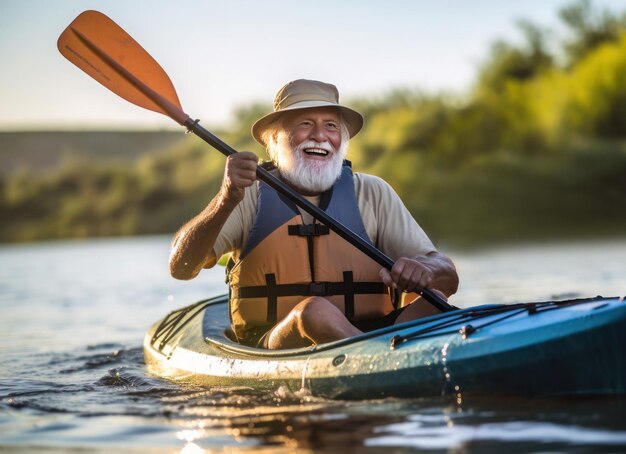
[413,146,626,247]
[563,33,626,138]
[2,0,626,246]
[477,20,554,93]
[560,0,626,65]
[0,137,226,242]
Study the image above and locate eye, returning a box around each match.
[326,122,339,130]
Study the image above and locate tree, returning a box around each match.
[477,20,554,93]
[560,0,626,66]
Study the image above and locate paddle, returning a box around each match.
[57,10,454,312]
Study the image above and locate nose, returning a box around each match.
[309,122,328,142]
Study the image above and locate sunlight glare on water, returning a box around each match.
[1,235,625,452]
[451,239,626,306]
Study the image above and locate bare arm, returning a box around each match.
[380,251,459,297]
[169,152,258,280]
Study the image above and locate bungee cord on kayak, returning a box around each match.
[150,296,222,352]
[150,295,622,360]
[143,294,626,398]
[391,295,613,347]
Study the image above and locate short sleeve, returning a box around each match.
[210,183,259,261]
[355,173,436,260]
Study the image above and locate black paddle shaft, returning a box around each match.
[184,118,454,312]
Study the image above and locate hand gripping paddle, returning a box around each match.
[58,10,455,312]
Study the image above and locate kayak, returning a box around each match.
[144,294,626,399]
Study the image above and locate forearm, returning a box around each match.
[420,252,459,297]
[169,189,238,280]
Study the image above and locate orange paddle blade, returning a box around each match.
[58,10,189,125]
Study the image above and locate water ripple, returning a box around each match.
[2,237,626,451]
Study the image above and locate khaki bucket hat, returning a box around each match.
[252,79,364,146]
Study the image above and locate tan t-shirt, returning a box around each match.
[209,172,436,264]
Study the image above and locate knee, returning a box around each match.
[293,297,334,333]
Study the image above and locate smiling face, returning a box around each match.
[267,107,349,195]
[283,107,343,157]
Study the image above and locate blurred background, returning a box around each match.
[1,0,625,248]
[2,4,625,449]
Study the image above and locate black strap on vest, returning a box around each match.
[287,224,330,236]
[288,223,330,283]
[265,273,278,324]
[239,272,387,322]
[343,271,355,320]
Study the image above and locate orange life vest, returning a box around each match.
[227,162,396,340]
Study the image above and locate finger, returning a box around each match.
[228,159,258,174]
[227,153,258,172]
[232,159,259,171]
[241,176,257,186]
[224,162,257,186]
[232,169,257,181]
[228,176,253,190]
[233,151,259,162]
[379,268,395,288]
[412,267,434,293]
[390,259,407,284]
[232,179,255,189]
[398,264,417,291]
[405,267,425,293]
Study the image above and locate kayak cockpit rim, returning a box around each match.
[149,294,623,359]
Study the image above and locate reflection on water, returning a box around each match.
[0,236,625,452]
[452,240,626,305]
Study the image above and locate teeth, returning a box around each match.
[304,148,329,156]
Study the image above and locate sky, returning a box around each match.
[1,0,625,131]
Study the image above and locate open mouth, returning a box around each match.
[303,147,330,157]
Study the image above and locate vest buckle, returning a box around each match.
[288,224,330,236]
[310,282,328,296]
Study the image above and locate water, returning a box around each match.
[1,236,625,452]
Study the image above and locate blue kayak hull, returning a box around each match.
[144,295,626,399]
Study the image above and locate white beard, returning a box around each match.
[270,131,349,194]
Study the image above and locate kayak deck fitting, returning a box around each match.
[144,295,626,399]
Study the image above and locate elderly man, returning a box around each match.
[169,79,458,350]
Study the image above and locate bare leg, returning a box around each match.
[266,297,361,350]
[394,293,446,325]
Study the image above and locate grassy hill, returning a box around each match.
[0,130,188,176]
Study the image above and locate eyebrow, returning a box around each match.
[297,115,340,122]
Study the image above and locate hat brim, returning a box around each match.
[252,101,364,146]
